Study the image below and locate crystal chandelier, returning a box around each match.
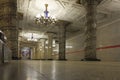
[35,4,56,25]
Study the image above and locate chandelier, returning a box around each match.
[27,33,38,42]
[35,4,56,25]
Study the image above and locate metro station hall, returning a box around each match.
[0,0,120,80]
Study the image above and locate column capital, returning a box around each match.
[39,38,47,41]
[46,32,56,37]
[57,20,71,27]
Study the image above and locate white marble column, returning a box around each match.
[36,41,42,59]
[80,0,102,61]
[0,0,18,59]
[57,20,71,60]
[40,38,47,60]
[31,47,36,59]
[47,33,53,60]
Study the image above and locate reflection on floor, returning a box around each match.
[0,60,120,80]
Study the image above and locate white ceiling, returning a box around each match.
[17,0,120,40]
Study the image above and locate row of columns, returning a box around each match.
[37,0,102,61]
[33,23,67,60]
[35,21,70,60]
[0,0,102,61]
[36,38,52,60]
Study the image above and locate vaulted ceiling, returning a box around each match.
[17,0,120,41]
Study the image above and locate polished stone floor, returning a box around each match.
[0,60,120,80]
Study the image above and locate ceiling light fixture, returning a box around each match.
[35,4,57,25]
[27,33,38,42]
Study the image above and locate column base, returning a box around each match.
[81,58,101,61]
[47,59,53,60]
[12,57,19,60]
[33,59,53,60]
[40,59,47,60]
[31,59,40,60]
[58,59,67,61]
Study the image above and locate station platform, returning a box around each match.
[0,60,120,80]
